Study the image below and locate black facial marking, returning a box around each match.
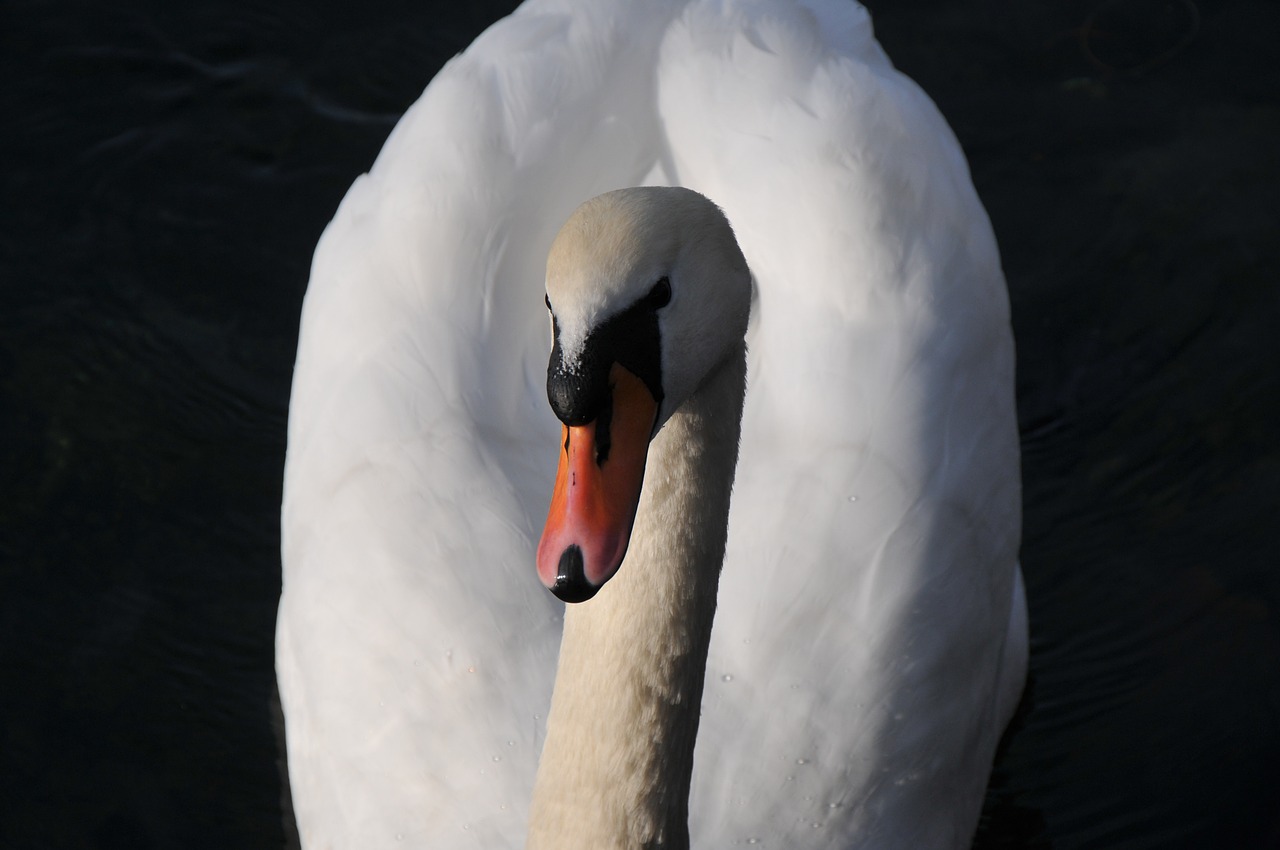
[546,289,665,428]
[547,313,610,427]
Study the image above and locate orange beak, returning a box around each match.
[536,363,659,602]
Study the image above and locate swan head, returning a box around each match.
[536,187,750,602]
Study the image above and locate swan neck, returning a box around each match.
[527,343,747,850]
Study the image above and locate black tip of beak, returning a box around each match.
[550,545,599,603]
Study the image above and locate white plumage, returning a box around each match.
[277,0,1026,847]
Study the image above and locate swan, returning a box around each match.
[276,0,1026,848]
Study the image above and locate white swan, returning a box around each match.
[276,1,1026,848]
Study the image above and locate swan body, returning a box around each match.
[277,1,1025,848]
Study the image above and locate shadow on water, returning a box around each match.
[3,0,1278,847]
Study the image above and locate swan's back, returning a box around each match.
[278,1,1023,847]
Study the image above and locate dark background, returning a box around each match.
[2,0,1277,847]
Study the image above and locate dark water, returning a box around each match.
[2,0,1277,847]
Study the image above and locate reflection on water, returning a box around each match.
[3,0,1277,847]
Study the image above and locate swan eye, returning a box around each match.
[647,277,672,309]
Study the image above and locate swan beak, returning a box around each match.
[537,363,658,602]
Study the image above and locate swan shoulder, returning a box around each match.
[651,3,1022,846]
[275,3,674,843]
